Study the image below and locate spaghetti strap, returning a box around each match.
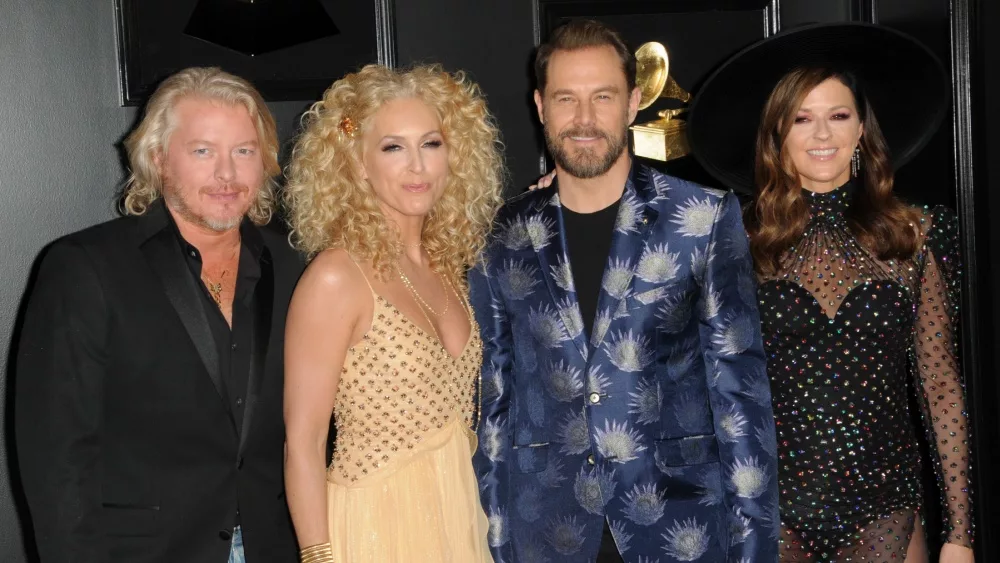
[344,253,377,296]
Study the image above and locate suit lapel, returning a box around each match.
[140,227,228,408]
[530,190,590,360]
[238,245,274,454]
[590,164,662,353]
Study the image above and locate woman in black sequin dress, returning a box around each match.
[687,23,973,563]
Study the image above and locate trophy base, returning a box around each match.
[631,119,690,162]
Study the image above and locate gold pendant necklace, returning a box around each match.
[201,238,240,308]
[205,278,225,306]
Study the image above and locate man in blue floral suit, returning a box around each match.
[469,19,780,563]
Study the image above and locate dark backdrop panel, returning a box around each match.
[877,0,955,208]
[395,0,541,196]
[116,0,381,104]
[780,0,851,26]
[971,0,1000,559]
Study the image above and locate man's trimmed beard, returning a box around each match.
[544,120,629,179]
[162,178,253,232]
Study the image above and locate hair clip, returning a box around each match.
[339,116,357,138]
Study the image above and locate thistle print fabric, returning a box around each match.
[470,164,780,563]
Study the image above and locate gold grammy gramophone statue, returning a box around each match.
[630,41,692,162]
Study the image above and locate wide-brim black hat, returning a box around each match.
[686,22,949,194]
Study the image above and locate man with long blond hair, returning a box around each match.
[15,67,302,563]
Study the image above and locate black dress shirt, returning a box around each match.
[171,217,261,431]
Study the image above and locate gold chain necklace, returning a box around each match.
[397,267,450,317]
[397,264,479,439]
[201,238,241,308]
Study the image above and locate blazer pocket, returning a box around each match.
[656,434,719,467]
[101,503,160,537]
[512,442,549,474]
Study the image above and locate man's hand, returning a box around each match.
[528,170,557,191]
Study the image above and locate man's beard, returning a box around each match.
[544,122,629,179]
[162,180,252,233]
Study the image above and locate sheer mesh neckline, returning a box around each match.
[767,181,914,321]
[803,180,856,219]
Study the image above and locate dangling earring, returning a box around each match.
[851,146,861,178]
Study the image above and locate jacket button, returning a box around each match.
[219,529,232,541]
[587,454,595,465]
[588,392,600,404]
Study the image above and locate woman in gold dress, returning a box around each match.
[282,64,504,563]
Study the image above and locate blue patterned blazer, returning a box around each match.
[470,163,780,563]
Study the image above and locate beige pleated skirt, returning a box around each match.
[326,419,493,563]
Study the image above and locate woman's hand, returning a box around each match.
[940,543,974,563]
[528,169,557,191]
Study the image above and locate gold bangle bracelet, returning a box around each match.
[299,542,335,563]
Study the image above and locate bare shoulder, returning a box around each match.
[298,249,368,294]
[290,248,373,324]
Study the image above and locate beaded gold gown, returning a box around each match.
[325,273,492,562]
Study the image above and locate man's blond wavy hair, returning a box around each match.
[122,67,280,225]
[284,64,505,288]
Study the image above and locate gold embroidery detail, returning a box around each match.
[329,296,482,483]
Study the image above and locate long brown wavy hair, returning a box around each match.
[745,67,920,277]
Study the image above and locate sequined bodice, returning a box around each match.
[757,183,972,547]
[329,294,483,484]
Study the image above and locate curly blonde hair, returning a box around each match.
[284,64,505,288]
[122,67,280,225]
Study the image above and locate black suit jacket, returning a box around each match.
[15,203,304,562]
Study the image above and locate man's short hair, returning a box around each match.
[534,19,637,94]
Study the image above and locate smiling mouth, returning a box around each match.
[807,148,838,157]
[404,183,430,193]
